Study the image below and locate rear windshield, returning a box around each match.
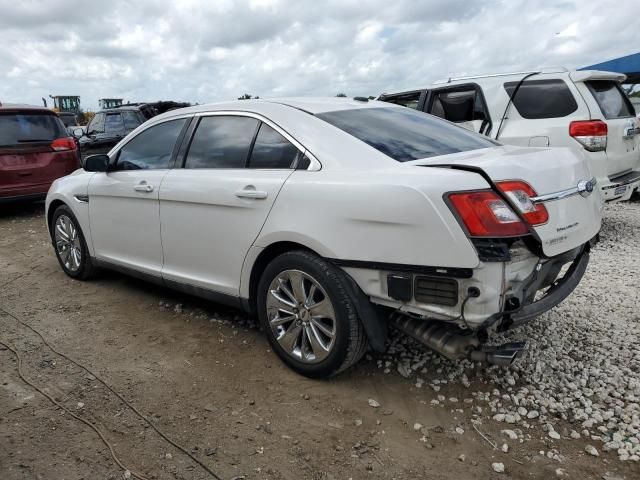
[0,113,66,146]
[586,80,635,119]
[316,107,495,162]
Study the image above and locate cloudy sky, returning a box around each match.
[0,0,637,110]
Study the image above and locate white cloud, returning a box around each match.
[0,0,637,110]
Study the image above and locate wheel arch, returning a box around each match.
[245,240,388,352]
[47,199,68,237]
[246,241,316,317]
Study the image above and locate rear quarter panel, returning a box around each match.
[254,167,488,268]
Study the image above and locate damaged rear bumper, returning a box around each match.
[507,243,591,327]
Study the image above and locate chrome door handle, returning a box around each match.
[235,189,268,199]
[134,184,154,193]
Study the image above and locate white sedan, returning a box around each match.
[46,98,602,377]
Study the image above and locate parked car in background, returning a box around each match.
[379,68,640,202]
[0,103,79,203]
[46,98,601,377]
[57,112,82,135]
[76,106,147,159]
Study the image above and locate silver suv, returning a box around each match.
[380,68,640,202]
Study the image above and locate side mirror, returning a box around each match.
[72,127,85,138]
[84,154,110,172]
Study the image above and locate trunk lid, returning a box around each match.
[409,145,602,257]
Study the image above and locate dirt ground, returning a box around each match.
[0,202,637,480]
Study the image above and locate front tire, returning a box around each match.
[257,250,368,378]
[51,205,95,280]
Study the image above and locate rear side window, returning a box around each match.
[0,113,65,146]
[248,123,299,169]
[586,81,635,119]
[317,107,496,162]
[504,79,578,119]
[122,111,142,129]
[104,113,124,133]
[115,118,187,170]
[185,116,259,169]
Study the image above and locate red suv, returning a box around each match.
[0,104,79,203]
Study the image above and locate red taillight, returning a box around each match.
[496,180,549,226]
[569,120,607,152]
[51,137,77,152]
[448,190,529,237]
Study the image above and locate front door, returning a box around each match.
[88,118,188,275]
[160,115,300,296]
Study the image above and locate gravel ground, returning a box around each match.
[374,201,640,463]
[1,201,639,479]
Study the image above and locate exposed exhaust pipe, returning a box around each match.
[391,313,526,366]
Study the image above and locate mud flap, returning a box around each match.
[337,269,388,352]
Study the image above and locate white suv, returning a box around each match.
[379,68,640,202]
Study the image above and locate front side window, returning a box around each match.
[115,118,187,170]
[317,107,496,162]
[248,123,299,169]
[185,116,259,169]
[429,88,489,123]
[104,113,124,133]
[504,79,578,119]
[586,80,634,119]
[122,111,142,129]
[87,113,105,134]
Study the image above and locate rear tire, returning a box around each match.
[51,205,95,280]
[257,250,368,378]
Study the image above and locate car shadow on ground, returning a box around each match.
[0,200,45,219]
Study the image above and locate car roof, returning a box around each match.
[121,97,409,171]
[0,103,56,113]
[149,97,400,118]
[98,106,142,113]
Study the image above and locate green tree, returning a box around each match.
[238,94,260,100]
[336,93,347,97]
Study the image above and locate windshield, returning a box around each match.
[0,113,66,146]
[317,107,496,162]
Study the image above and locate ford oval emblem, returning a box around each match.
[577,179,594,197]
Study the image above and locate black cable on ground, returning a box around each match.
[0,306,224,480]
[0,339,151,480]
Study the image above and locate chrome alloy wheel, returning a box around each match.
[54,215,82,272]
[266,269,337,363]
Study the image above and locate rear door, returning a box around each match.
[582,80,640,176]
[88,117,188,275]
[0,111,77,197]
[159,114,298,296]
